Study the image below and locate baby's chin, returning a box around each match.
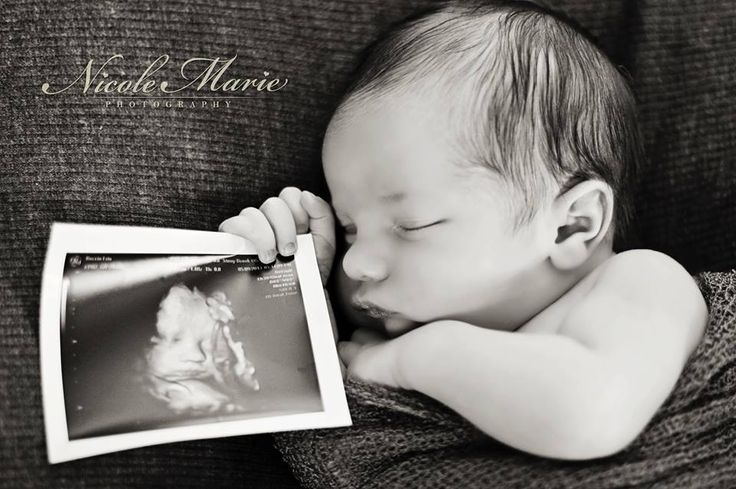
[382,315,421,337]
[344,308,419,337]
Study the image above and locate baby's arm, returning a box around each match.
[355,250,707,460]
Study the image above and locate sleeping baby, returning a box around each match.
[219,0,707,459]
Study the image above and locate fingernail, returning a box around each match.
[282,242,296,256]
[259,249,277,263]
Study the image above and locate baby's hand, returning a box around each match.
[218,187,336,285]
[338,328,404,388]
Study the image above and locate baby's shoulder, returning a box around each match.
[589,249,707,337]
[596,249,699,298]
[559,249,708,356]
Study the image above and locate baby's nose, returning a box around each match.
[341,242,389,282]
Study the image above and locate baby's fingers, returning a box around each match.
[350,328,386,345]
[300,191,336,249]
[219,208,277,263]
[279,187,310,234]
[337,341,362,367]
[300,190,336,284]
[259,197,297,257]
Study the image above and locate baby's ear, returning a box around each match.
[548,180,614,270]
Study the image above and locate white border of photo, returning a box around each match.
[40,222,351,464]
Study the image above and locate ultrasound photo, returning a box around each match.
[40,224,349,463]
[61,253,321,439]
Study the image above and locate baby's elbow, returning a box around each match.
[554,414,638,461]
[548,387,641,461]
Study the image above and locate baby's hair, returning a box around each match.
[334,0,642,248]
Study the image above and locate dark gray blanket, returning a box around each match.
[2,0,735,487]
[275,271,736,489]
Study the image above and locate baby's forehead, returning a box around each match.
[326,153,506,223]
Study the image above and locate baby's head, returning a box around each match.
[322,0,643,335]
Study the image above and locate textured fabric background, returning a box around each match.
[0,0,734,488]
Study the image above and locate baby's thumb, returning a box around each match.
[300,190,336,285]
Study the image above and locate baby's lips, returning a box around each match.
[351,298,394,320]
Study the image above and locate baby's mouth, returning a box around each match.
[350,298,420,337]
[350,299,395,320]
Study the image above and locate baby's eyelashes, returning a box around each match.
[395,220,445,233]
[338,219,446,243]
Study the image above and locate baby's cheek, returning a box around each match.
[147,346,174,375]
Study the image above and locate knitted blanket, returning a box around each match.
[274,271,736,489]
[2,1,736,487]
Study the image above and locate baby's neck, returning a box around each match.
[455,245,615,332]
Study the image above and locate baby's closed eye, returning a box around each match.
[394,220,445,233]
[339,220,446,243]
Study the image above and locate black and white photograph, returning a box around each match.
[61,253,320,439]
[2,0,736,488]
[39,224,349,463]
